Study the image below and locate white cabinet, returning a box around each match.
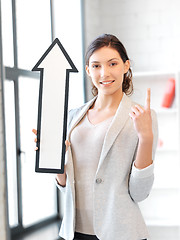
[130,71,180,229]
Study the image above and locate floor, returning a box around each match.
[13,221,64,240]
[12,221,180,240]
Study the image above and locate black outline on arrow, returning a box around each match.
[32,38,78,174]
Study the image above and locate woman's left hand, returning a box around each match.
[129,88,153,142]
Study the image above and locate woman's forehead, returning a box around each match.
[89,47,122,63]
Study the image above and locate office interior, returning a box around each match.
[1,0,180,240]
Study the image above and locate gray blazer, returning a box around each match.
[56,93,158,240]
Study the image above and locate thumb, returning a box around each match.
[65,140,71,151]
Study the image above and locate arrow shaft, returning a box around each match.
[39,68,67,169]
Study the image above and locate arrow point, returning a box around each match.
[32,38,78,73]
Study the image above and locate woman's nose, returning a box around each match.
[100,66,110,78]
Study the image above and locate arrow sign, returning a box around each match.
[32,38,78,174]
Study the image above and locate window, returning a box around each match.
[18,76,57,227]
[1,0,84,237]
[53,0,85,109]
[4,80,18,228]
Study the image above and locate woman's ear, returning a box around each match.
[86,65,91,77]
[124,60,130,74]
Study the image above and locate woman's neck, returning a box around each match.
[93,91,124,111]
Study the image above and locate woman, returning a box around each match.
[33,34,158,240]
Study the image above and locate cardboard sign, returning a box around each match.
[32,38,78,173]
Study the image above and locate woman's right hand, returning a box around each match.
[32,128,69,186]
[32,128,70,152]
[32,129,38,151]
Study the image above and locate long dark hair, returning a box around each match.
[85,34,133,96]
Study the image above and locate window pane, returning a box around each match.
[1,0,14,67]
[16,0,51,70]
[4,80,18,227]
[18,77,57,227]
[53,0,84,109]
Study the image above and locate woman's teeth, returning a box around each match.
[100,80,114,85]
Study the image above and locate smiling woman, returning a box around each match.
[55,34,158,240]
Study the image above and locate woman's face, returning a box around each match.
[86,46,130,97]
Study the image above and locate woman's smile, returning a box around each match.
[99,80,115,85]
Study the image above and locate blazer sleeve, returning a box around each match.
[54,177,66,193]
[128,109,158,202]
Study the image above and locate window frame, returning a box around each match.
[0,0,86,238]
[0,0,11,239]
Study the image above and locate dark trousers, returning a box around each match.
[73,232,99,240]
[73,232,147,240]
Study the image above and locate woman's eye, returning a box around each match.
[110,62,117,66]
[92,64,100,68]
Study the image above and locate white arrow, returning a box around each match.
[32,38,78,173]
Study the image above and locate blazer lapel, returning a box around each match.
[67,97,97,140]
[65,98,96,167]
[97,94,132,171]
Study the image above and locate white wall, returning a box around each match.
[83,1,180,239]
[84,0,180,98]
[83,0,102,100]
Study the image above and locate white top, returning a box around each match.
[70,114,113,234]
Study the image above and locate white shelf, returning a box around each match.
[157,147,179,152]
[133,70,177,77]
[134,71,180,229]
[152,181,180,190]
[146,219,180,227]
[156,108,178,114]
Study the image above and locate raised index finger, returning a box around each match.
[145,88,151,110]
